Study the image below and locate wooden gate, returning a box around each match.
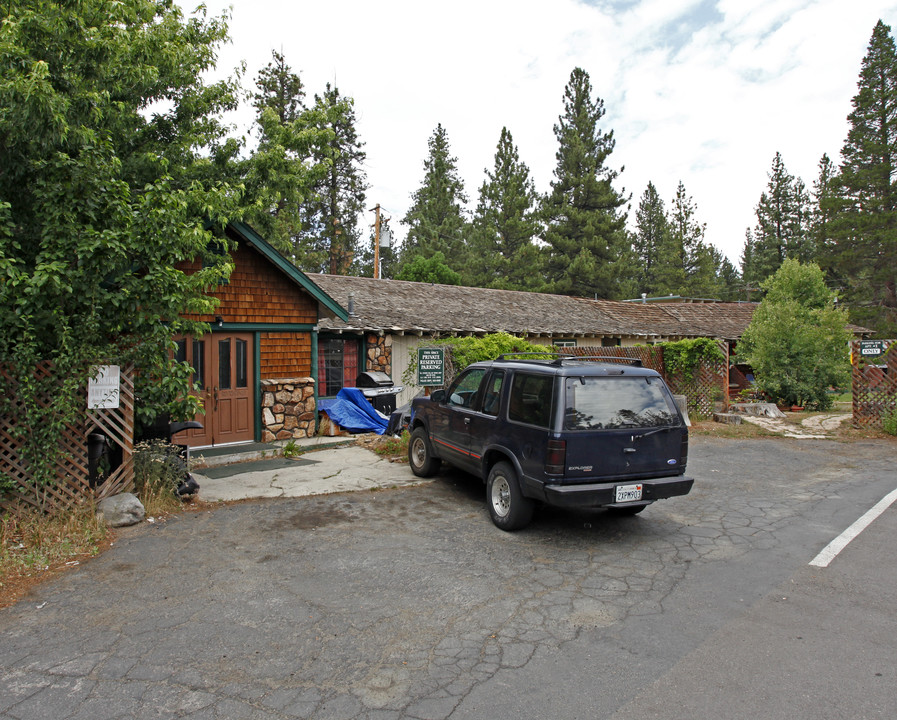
[851,340,896,429]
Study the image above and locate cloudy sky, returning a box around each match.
[189,0,897,268]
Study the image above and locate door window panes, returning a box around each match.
[192,339,205,390]
[236,339,248,388]
[218,339,231,390]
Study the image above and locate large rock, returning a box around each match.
[97,493,146,527]
[730,402,787,418]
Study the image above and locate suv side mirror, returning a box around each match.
[430,389,446,403]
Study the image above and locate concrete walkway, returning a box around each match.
[192,438,423,502]
[740,412,852,439]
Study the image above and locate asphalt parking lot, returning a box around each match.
[1,435,896,719]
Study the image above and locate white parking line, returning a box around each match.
[810,487,897,567]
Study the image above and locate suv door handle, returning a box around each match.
[464,417,471,425]
[623,447,636,453]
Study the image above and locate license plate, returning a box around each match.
[615,483,643,502]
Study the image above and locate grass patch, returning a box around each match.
[0,504,108,608]
[366,431,410,461]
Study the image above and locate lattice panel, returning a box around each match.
[575,343,729,419]
[1,363,135,514]
[852,340,896,429]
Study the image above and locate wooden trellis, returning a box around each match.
[572,342,729,418]
[852,340,896,429]
[0,363,135,514]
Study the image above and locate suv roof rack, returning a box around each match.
[495,352,643,368]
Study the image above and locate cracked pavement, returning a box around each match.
[1,436,896,719]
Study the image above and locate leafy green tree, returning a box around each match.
[743,152,812,288]
[633,182,673,296]
[822,20,897,335]
[0,0,241,485]
[541,68,634,299]
[302,84,368,275]
[395,251,462,285]
[465,127,544,290]
[737,260,850,409]
[400,124,469,270]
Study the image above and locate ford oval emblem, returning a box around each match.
[667,459,677,465]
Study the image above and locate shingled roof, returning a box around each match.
[311,274,761,341]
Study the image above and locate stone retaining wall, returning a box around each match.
[260,377,316,441]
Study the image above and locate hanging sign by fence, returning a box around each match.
[88,365,121,409]
[858,340,886,358]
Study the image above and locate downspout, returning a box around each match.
[311,329,319,435]
[254,331,262,442]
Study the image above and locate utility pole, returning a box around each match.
[372,203,381,279]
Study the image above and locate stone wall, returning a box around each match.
[366,334,392,375]
[260,377,316,441]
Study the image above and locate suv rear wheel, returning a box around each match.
[487,461,534,531]
[408,427,440,477]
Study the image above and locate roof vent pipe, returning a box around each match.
[347,292,356,317]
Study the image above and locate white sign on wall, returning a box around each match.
[87,365,121,409]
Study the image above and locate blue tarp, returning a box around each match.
[321,387,388,434]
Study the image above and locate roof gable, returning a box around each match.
[227,221,348,322]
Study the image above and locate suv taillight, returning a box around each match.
[546,439,566,476]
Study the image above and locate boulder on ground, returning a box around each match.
[97,493,145,527]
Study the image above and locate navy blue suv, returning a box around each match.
[408,354,694,530]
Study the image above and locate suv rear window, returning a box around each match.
[564,376,677,430]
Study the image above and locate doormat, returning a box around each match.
[198,456,317,479]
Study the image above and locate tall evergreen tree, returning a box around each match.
[633,182,673,296]
[743,152,811,288]
[541,68,633,299]
[709,246,742,302]
[301,84,368,275]
[400,124,468,270]
[465,127,543,290]
[824,20,897,334]
[812,153,839,264]
[668,181,717,297]
[243,51,330,268]
[252,50,305,124]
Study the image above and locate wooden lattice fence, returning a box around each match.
[572,343,729,418]
[1,363,135,515]
[851,340,896,429]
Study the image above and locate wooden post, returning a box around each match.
[372,203,381,280]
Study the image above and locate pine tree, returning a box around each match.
[252,50,305,124]
[744,152,811,287]
[824,20,897,333]
[400,124,469,271]
[465,127,543,290]
[668,181,717,297]
[301,84,368,275]
[542,68,633,299]
[812,154,839,263]
[243,51,329,268]
[633,182,672,296]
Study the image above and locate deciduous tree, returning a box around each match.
[737,260,850,409]
[0,0,242,484]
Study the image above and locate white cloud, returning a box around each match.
[185,0,897,272]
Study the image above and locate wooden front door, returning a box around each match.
[174,333,254,447]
